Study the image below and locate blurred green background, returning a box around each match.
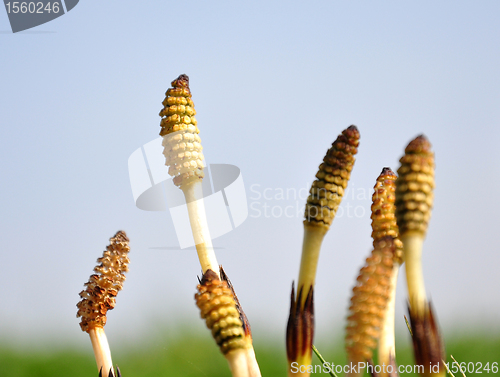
[2,328,498,376]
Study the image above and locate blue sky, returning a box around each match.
[1,1,499,350]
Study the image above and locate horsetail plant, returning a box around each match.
[76,231,130,377]
[345,236,396,376]
[395,135,434,315]
[160,74,261,377]
[371,168,404,377]
[395,135,445,377]
[287,125,360,377]
[195,267,258,377]
[159,74,219,278]
[220,267,262,377]
[73,74,457,377]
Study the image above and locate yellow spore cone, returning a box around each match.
[159,74,218,277]
[287,125,360,377]
[345,236,395,374]
[304,125,360,230]
[395,135,435,237]
[196,269,260,377]
[395,135,435,313]
[396,135,445,377]
[160,74,204,188]
[370,168,403,376]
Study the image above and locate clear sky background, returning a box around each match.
[1,0,499,352]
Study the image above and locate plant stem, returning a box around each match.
[401,233,427,315]
[404,315,413,336]
[377,265,400,377]
[226,350,250,377]
[297,225,326,305]
[245,347,262,377]
[287,225,324,377]
[312,345,338,377]
[88,326,113,377]
[181,181,219,278]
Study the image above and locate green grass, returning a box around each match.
[1,331,498,376]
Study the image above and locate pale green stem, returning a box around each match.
[312,345,338,377]
[402,233,427,315]
[297,225,326,304]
